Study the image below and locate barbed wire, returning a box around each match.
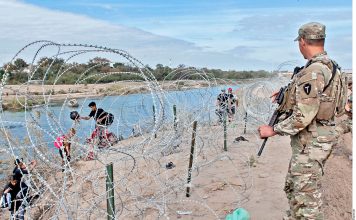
[0,41,289,219]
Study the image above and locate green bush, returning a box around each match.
[3,59,275,85]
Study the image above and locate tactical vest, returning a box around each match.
[313,58,347,121]
[279,56,347,122]
[277,69,298,117]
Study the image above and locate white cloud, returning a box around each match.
[0,0,352,70]
[130,6,351,68]
[0,0,216,68]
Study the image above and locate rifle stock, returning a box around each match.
[257,67,300,156]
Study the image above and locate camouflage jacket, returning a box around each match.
[335,92,352,135]
[274,52,334,135]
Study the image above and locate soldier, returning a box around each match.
[335,79,352,136]
[258,22,346,219]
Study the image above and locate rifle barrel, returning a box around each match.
[257,138,268,156]
[257,87,285,157]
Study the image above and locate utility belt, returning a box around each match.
[304,119,335,139]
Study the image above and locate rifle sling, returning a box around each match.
[322,61,337,93]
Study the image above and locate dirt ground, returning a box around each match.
[24,123,290,220]
[322,122,352,220]
[3,120,347,220]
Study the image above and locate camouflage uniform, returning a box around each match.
[335,92,352,136]
[274,22,344,220]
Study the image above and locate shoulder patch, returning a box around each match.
[303,83,312,95]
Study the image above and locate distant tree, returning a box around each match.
[153,64,172,80]
[14,58,28,69]
[156,64,164,69]
[37,57,53,67]
[2,62,16,72]
[99,66,111,73]
[144,65,153,72]
[0,69,4,79]
[0,58,274,84]
[53,58,65,65]
[37,57,64,66]
[113,62,124,68]
[89,57,111,66]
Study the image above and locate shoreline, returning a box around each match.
[1,78,268,111]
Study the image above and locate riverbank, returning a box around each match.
[0,78,265,111]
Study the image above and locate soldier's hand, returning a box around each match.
[258,125,277,138]
[345,102,351,112]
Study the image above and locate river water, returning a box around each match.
[0,86,239,148]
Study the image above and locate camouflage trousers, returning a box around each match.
[284,126,336,220]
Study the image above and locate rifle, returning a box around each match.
[257,66,302,156]
[257,86,286,156]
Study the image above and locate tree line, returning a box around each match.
[0,57,275,84]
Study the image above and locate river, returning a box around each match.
[0,86,239,148]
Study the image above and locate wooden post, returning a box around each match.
[153,105,157,138]
[106,163,115,220]
[173,105,177,131]
[244,111,247,134]
[223,113,227,151]
[186,121,197,197]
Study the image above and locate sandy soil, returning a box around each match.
[322,116,352,220]
[25,123,290,220]
[0,124,351,220]
[4,117,345,220]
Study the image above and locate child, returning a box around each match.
[54,128,76,166]
[2,175,28,220]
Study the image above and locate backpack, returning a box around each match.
[315,60,348,120]
[334,69,348,117]
[104,113,114,126]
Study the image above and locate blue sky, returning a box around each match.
[0,0,352,70]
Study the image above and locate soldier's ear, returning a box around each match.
[300,38,306,46]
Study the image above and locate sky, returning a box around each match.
[0,0,352,70]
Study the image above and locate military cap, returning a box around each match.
[294,22,326,41]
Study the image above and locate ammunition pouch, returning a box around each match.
[316,95,336,121]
